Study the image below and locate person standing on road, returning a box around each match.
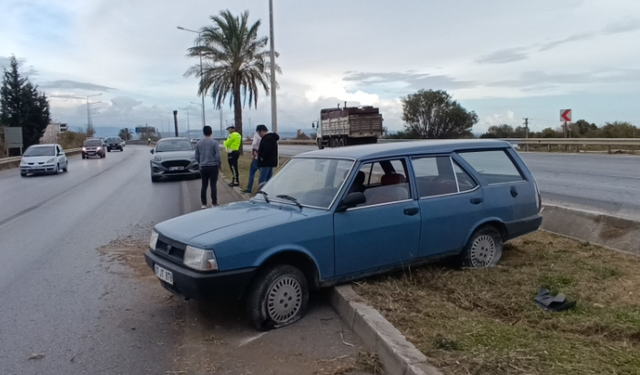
[243,126,262,194]
[224,125,242,187]
[257,125,280,184]
[195,126,222,209]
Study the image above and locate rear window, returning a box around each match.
[458,150,523,184]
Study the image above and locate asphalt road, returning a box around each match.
[0,146,371,375]
[263,144,640,220]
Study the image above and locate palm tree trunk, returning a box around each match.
[233,78,243,155]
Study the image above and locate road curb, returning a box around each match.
[541,203,640,256]
[218,172,251,202]
[329,285,443,375]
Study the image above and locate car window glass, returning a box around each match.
[350,159,411,207]
[453,161,477,192]
[24,146,55,157]
[412,157,457,197]
[156,140,193,152]
[458,150,523,184]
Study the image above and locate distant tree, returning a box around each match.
[535,127,562,138]
[401,89,477,139]
[58,130,88,149]
[0,56,51,153]
[384,129,421,139]
[480,124,514,138]
[295,129,310,140]
[573,119,598,137]
[119,128,132,141]
[599,121,638,138]
[184,10,280,153]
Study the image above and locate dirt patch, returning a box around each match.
[354,231,640,375]
[98,224,155,283]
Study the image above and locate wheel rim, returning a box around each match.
[267,276,302,324]
[469,235,496,267]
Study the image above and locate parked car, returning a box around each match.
[145,140,542,330]
[19,144,68,177]
[82,139,106,159]
[149,137,200,182]
[106,137,124,152]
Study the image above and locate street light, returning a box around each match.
[178,26,206,129]
[268,0,278,133]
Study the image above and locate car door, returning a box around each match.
[411,155,484,257]
[55,145,65,167]
[457,149,537,223]
[333,158,421,277]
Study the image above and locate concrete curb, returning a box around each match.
[329,285,443,375]
[218,172,251,202]
[541,203,640,256]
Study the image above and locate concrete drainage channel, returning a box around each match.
[221,177,640,375]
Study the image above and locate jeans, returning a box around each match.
[228,151,240,184]
[200,166,219,205]
[258,167,273,185]
[247,159,259,192]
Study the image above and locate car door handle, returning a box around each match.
[510,186,518,197]
[470,197,483,205]
[404,207,419,216]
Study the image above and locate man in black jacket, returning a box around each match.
[256,124,279,184]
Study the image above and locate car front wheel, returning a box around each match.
[460,226,503,268]
[246,264,309,330]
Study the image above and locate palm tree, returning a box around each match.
[184,10,279,144]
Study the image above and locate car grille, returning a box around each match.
[162,160,191,169]
[155,235,186,262]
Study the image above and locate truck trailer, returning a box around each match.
[314,106,383,149]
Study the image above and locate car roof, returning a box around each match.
[157,137,190,142]
[298,139,512,160]
[29,144,56,147]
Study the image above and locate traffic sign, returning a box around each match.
[560,109,572,122]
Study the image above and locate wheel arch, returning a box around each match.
[252,248,321,291]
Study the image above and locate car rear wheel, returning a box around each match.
[459,226,503,268]
[63,162,68,172]
[246,264,308,331]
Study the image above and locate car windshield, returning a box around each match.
[259,158,354,209]
[24,146,55,157]
[156,139,193,152]
[84,140,102,146]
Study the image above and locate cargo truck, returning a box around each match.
[313,106,383,149]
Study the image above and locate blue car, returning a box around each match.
[145,140,542,329]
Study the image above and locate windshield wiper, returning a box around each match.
[256,190,270,203]
[276,195,303,209]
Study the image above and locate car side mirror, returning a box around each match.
[336,192,366,212]
[150,149,154,154]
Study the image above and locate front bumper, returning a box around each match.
[150,161,199,177]
[145,249,256,301]
[20,164,56,174]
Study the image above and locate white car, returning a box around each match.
[20,144,68,177]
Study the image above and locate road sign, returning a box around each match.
[560,109,572,122]
[2,127,23,148]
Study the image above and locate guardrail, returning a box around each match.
[0,148,82,170]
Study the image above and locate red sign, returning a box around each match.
[560,109,572,122]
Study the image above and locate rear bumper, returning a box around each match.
[505,214,543,240]
[145,249,256,301]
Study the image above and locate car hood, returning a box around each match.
[21,155,56,163]
[154,150,194,161]
[155,201,316,248]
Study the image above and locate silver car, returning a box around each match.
[150,137,200,182]
[20,144,69,177]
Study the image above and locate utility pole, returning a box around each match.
[523,118,529,152]
[269,0,278,133]
[173,110,179,137]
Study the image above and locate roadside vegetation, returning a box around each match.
[355,231,640,375]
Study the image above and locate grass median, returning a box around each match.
[354,231,640,375]
[219,150,289,194]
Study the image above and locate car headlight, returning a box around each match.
[153,155,161,162]
[149,230,159,250]
[82,147,87,151]
[184,246,218,271]
[46,158,55,164]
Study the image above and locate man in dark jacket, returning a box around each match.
[257,125,279,184]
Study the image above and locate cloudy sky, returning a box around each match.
[1,0,640,136]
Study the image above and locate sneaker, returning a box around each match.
[230,182,240,187]
[201,205,207,209]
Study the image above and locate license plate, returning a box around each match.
[154,265,173,285]
[169,166,184,171]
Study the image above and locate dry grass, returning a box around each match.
[220,149,289,194]
[354,231,640,375]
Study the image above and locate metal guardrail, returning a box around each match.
[0,148,82,170]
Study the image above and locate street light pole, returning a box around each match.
[269,0,278,133]
[177,26,206,129]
